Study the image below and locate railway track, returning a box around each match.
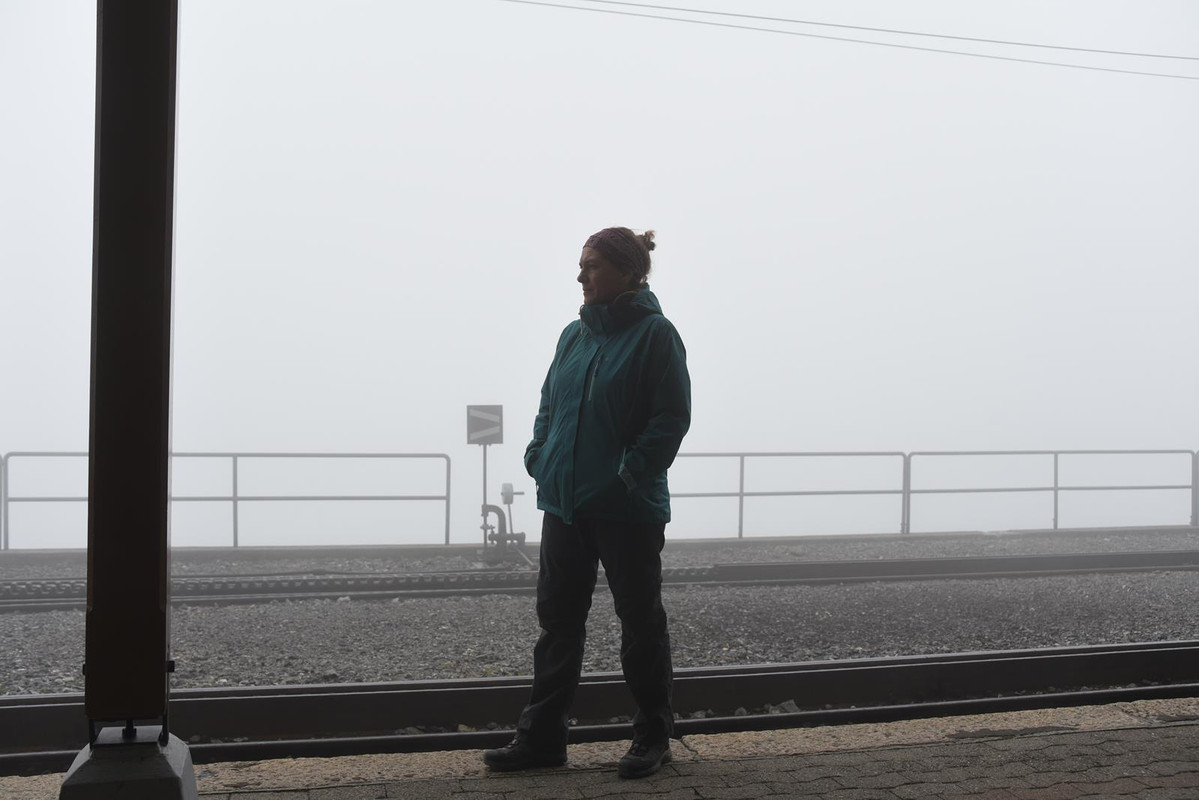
[5,550,1199,612]
[4,640,1199,775]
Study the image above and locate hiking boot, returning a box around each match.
[482,737,567,771]
[618,738,672,778]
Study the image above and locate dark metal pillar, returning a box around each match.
[84,0,178,738]
[61,3,193,796]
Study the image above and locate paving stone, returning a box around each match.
[1101,751,1160,769]
[1009,786,1085,799]
[876,759,933,776]
[1146,761,1199,777]
[952,776,1022,794]
[384,779,459,800]
[488,783,583,799]
[678,761,748,777]
[457,779,520,793]
[1136,773,1199,789]
[1020,771,1090,790]
[811,750,883,768]
[837,771,913,790]
[1106,728,1166,742]
[984,737,1061,753]
[966,776,1035,792]
[1032,744,1103,762]
[611,790,699,800]
[821,789,902,799]
[310,785,388,800]
[719,768,798,785]
[578,776,678,795]
[1136,789,1199,799]
[1097,740,1137,756]
[747,755,833,773]
[828,759,901,779]
[1072,765,1153,783]
[918,753,993,771]
[634,774,712,791]
[778,777,841,795]
[972,756,1042,776]
[580,775,704,798]
[776,764,841,783]
[693,785,765,799]
[1072,777,1156,795]
[892,782,965,799]
[579,779,641,798]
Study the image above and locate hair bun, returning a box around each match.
[639,230,656,252]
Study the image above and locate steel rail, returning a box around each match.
[6,550,1199,613]
[4,640,1199,775]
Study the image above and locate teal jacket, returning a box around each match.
[525,288,691,524]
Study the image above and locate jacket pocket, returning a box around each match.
[524,446,543,482]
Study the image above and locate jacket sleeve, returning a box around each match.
[524,367,551,478]
[618,321,691,490]
[526,323,574,478]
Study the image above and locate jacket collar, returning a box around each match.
[578,286,662,336]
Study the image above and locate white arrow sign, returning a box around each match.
[467,405,503,445]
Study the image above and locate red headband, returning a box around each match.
[584,228,648,281]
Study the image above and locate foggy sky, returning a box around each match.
[2,1,1197,546]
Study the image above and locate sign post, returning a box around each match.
[467,406,503,545]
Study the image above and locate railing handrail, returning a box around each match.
[3,450,451,458]
[679,451,907,458]
[0,451,452,550]
[910,449,1195,456]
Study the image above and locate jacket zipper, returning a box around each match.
[587,354,603,402]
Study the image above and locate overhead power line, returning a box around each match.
[572,0,1199,62]
[495,0,1199,81]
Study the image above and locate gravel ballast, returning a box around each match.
[4,570,1199,696]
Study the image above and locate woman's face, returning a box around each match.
[578,246,631,305]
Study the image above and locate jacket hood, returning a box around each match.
[578,286,662,336]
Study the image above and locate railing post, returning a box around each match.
[737,455,745,539]
[1192,451,1198,527]
[231,455,239,548]
[901,454,912,534]
[1052,453,1060,530]
[1,454,7,551]
[444,455,452,545]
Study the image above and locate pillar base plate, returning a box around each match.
[59,728,197,800]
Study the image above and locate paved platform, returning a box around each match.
[4,698,1199,799]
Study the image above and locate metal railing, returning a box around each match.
[673,452,908,538]
[0,451,452,550]
[2,448,1196,548]
[908,450,1198,535]
[673,449,1199,537]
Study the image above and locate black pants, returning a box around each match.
[516,512,673,749]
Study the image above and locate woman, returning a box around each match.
[483,227,691,779]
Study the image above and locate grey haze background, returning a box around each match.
[1,0,1196,548]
